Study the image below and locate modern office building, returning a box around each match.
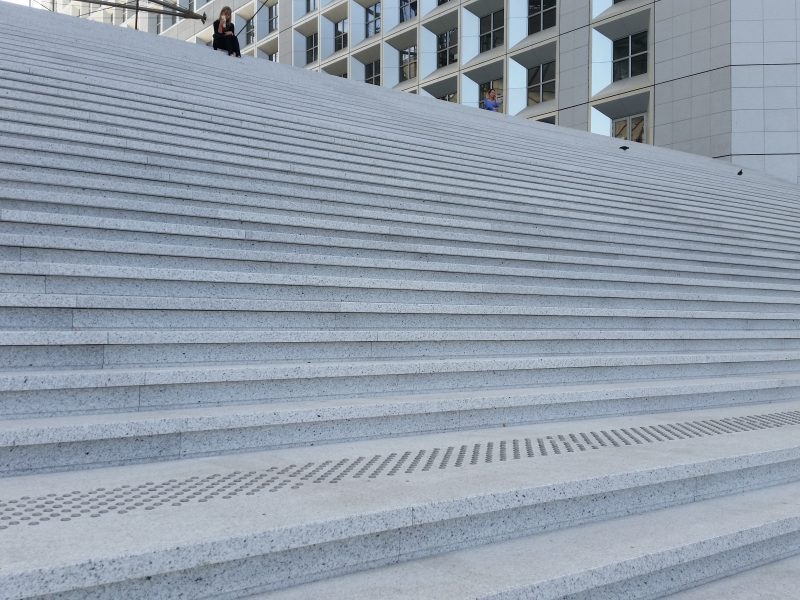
[58,0,800,184]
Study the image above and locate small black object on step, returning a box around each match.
[737,169,743,175]
[619,145,630,151]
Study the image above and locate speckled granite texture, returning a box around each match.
[1,1,800,597]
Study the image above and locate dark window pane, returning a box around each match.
[631,116,645,142]
[613,37,629,60]
[480,32,491,52]
[480,14,491,33]
[528,88,541,104]
[542,7,556,29]
[612,58,628,81]
[494,28,504,47]
[631,52,647,76]
[631,30,648,53]
[542,60,556,81]
[527,65,541,86]
[542,80,556,101]
[529,0,542,12]
[544,0,556,8]
[613,119,627,139]
[529,15,541,34]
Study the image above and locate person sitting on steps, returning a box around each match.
[213,7,241,57]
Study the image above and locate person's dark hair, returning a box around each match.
[219,6,232,20]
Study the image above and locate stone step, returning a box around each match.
[5,204,800,276]
[4,163,797,265]
[2,4,800,598]
[2,292,798,332]
[260,477,800,600]
[2,350,800,418]
[2,94,798,240]
[665,553,800,599]
[4,261,800,311]
[4,328,800,372]
[1,36,770,193]
[2,401,799,598]
[1,29,792,201]
[5,211,800,285]
[2,373,800,475]
[0,110,797,261]
[6,193,800,268]
[6,236,800,299]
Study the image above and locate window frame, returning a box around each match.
[365,2,381,38]
[436,28,458,69]
[527,59,556,105]
[399,45,418,82]
[612,30,648,82]
[479,79,504,109]
[479,9,504,53]
[527,0,556,36]
[399,0,417,23]
[245,19,255,46]
[305,32,319,64]
[267,4,278,33]
[613,113,647,143]
[365,59,381,85]
[334,18,348,52]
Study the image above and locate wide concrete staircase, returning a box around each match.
[2,3,800,598]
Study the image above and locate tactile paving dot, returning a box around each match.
[1,409,799,531]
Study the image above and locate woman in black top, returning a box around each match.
[213,6,241,57]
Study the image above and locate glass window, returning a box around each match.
[528,0,556,35]
[400,45,417,82]
[479,9,504,53]
[366,3,381,38]
[613,113,646,143]
[245,19,255,46]
[399,0,417,23]
[306,0,317,13]
[267,52,278,61]
[365,59,381,85]
[437,0,450,5]
[436,28,458,69]
[613,30,648,81]
[479,79,503,109]
[438,92,457,102]
[306,32,318,64]
[538,115,556,124]
[334,19,348,51]
[527,60,556,105]
[268,4,278,32]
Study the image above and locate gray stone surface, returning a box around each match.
[0,2,799,597]
[667,553,800,599]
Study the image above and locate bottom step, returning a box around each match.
[260,481,800,600]
[667,553,800,599]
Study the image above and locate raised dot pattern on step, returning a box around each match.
[1,410,798,531]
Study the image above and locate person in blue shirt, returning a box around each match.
[482,89,500,112]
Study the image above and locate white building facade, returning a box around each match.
[60,0,800,184]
